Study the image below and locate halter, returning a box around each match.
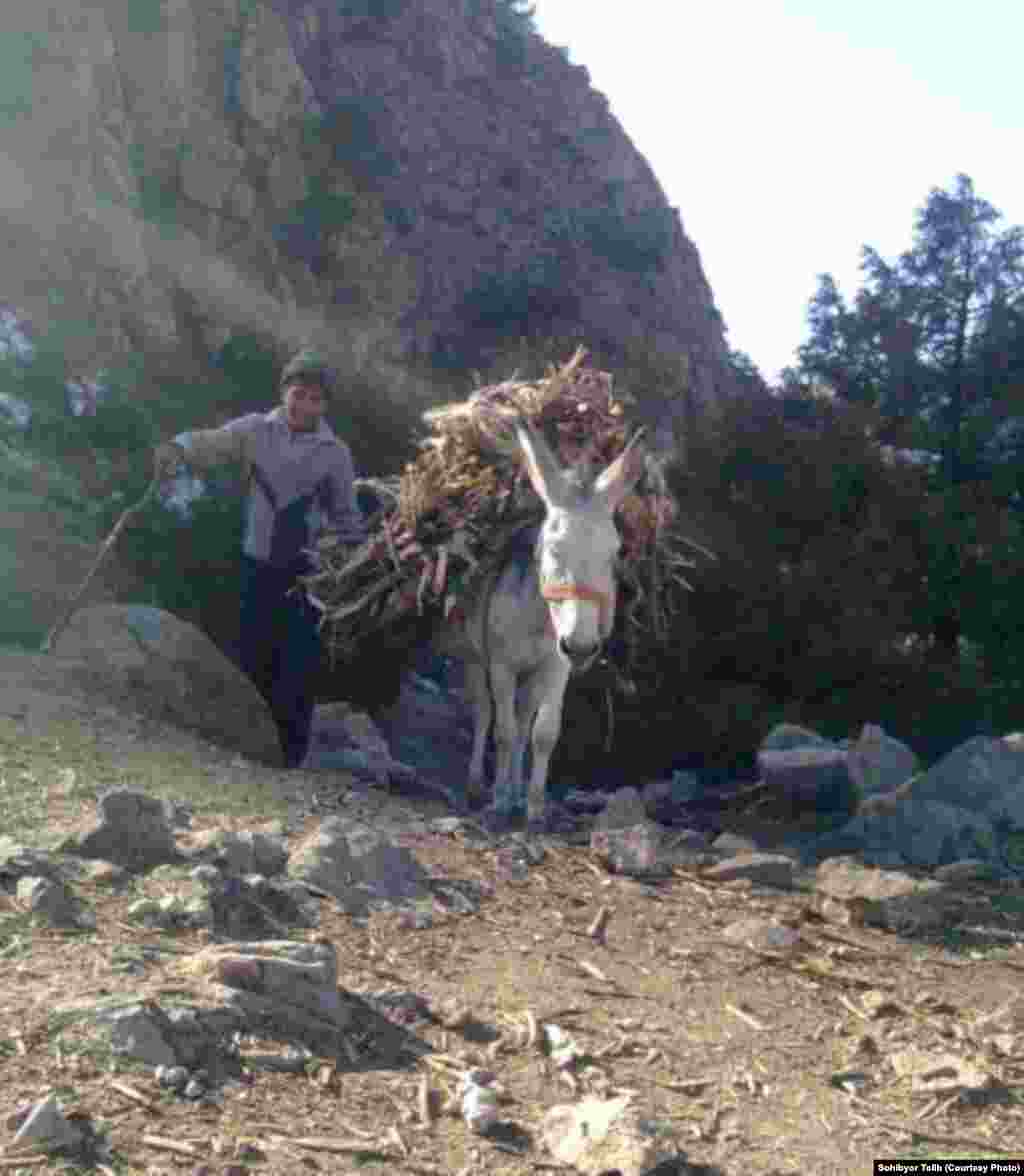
[540,581,613,640]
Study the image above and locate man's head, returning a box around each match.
[280,348,331,433]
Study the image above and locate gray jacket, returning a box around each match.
[174,407,364,566]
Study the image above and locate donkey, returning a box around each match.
[437,418,647,833]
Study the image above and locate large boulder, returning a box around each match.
[288,817,433,915]
[757,746,859,817]
[760,723,837,753]
[52,604,282,765]
[844,723,918,800]
[814,735,1024,869]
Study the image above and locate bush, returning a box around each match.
[315,97,399,181]
[581,202,674,274]
[542,386,1020,784]
[337,0,408,21]
[457,255,580,336]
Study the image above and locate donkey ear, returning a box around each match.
[593,428,647,512]
[515,419,568,508]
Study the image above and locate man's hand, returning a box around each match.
[154,441,186,480]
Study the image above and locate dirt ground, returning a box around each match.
[3,645,1024,1175]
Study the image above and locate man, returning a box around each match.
[154,348,364,768]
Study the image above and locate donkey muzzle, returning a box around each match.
[558,636,602,673]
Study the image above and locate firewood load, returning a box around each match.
[299,348,709,674]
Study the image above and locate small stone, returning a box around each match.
[156,1065,189,1091]
[703,852,794,889]
[722,917,801,952]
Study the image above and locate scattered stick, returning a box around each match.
[141,1135,199,1157]
[417,1074,435,1127]
[918,1091,963,1122]
[109,1079,158,1110]
[875,1120,1022,1154]
[289,1136,394,1156]
[386,1126,409,1157]
[41,477,160,653]
[588,905,611,944]
[656,1077,716,1094]
[725,1003,766,1031]
[836,993,871,1022]
[524,1009,539,1050]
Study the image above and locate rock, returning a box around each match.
[89,940,350,1067]
[539,1095,676,1176]
[563,788,611,815]
[815,856,957,933]
[52,605,281,765]
[184,829,288,877]
[16,874,93,928]
[197,872,320,938]
[305,745,389,784]
[93,1002,184,1069]
[760,723,837,752]
[0,839,65,884]
[934,859,1001,885]
[60,788,183,872]
[431,817,466,835]
[288,817,433,914]
[757,747,859,816]
[702,852,795,889]
[2,0,739,444]
[711,831,764,856]
[723,917,802,952]
[846,723,918,800]
[592,786,648,829]
[905,736,1024,828]
[824,798,998,870]
[590,822,666,877]
[11,1092,87,1154]
[822,733,1024,869]
[313,703,392,761]
[643,771,700,825]
[207,940,348,1025]
[663,828,712,860]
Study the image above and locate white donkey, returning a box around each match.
[437,418,647,833]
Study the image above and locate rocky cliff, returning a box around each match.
[2,0,735,439]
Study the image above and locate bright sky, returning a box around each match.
[531,0,1024,384]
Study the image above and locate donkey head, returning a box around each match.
[516,420,646,673]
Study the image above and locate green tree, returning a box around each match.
[800,175,1024,464]
[798,176,1024,667]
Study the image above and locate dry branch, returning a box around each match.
[299,347,707,673]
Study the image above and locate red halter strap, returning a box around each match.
[540,582,612,637]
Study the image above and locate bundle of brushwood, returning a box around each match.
[300,347,708,672]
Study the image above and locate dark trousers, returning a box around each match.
[238,555,321,767]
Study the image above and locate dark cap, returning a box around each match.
[280,348,332,392]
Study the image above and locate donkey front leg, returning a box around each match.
[523,657,571,827]
[462,660,492,809]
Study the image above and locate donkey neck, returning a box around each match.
[493,523,550,634]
